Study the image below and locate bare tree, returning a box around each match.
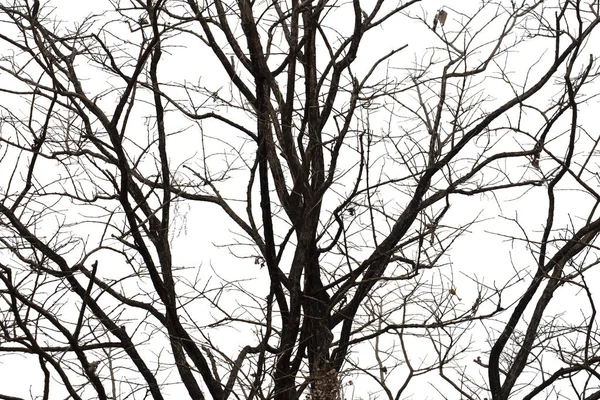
[0,1,600,399]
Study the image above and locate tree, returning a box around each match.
[0,0,599,399]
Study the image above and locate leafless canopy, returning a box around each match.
[1,1,600,400]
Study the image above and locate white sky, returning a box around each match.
[1,1,600,399]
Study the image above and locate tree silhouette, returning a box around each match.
[0,1,600,399]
